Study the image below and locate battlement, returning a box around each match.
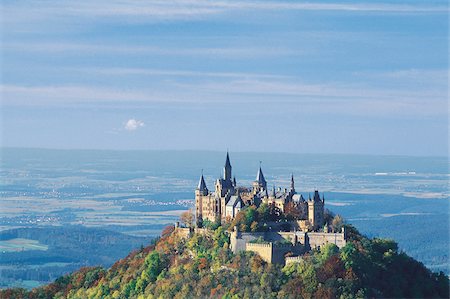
[246,242,271,248]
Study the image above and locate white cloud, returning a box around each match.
[1,74,447,118]
[124,119,145,131]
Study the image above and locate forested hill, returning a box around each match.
[1,225,448,299]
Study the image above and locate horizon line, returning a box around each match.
[0,146,447,159]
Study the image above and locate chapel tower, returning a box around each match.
[307,190,325,230]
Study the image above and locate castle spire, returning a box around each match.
[314,190,321,202]
[225,151,231,168]
[256,161,267,188]
[224,151,232,181]
[290,173,295,191]
[197,172,208,194]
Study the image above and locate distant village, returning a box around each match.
[175,152,347,265]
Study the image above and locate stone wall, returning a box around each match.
[229,228,346,264]
[230,230,265,253]
[244,242,305,264]
[245,243,273,263]
[307,232,346,249]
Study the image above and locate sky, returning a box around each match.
[0,0,448,156]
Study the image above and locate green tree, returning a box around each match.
[213,226,229,248]
[257,203,270,222]
[317,243,339,264]
[340,242,357,269]
[245,206,258,226]
[144,251,166,282]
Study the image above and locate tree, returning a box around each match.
[256,203,269,222]
[213,226,229,248]
[244,206,258,226]
[284,202,301,221]
[180,210,194,228]
[323,209,335,225]
[340,242,357,269]
[250,221,258,232]
[161,225,175,238]
[331,214,344,233]
[144,251,166,282]
[317,243,339,264]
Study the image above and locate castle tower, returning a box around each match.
[224,151,232,181]
[307,190,324,230]
[195,173,208,225]
[253,163,267,194]
[197,173,208,195]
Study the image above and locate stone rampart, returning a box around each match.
[307,232,346,249]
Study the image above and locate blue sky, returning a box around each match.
[1,0,448,156]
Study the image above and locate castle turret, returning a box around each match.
[196,173,208,195]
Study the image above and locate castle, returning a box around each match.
[185,152,346,265]
[195,152,325,231]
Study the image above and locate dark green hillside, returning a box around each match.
[0,226,151,289]
[1,225,448,299]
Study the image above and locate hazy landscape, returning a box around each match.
[0,147,448,289]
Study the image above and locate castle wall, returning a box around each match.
[230,231,265,253]
[307,232,346,249]
[230,230,306,264]
[245,242,305,264]
[272,244,305,264]
[245,243,273,263]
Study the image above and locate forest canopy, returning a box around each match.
[2,221,448,299]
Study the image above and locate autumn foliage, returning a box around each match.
[1,224,448,299]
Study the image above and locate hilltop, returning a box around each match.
[1,221,448,299]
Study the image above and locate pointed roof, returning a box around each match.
[256,166,266,185]
[197,174,207,191]
[314,190,321,202]
[225,151,231,168]
[290,174,295,190]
